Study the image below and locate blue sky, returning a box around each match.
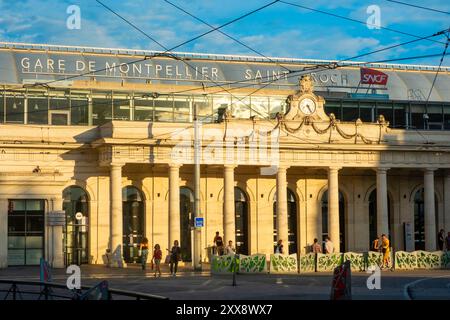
[0,0,449,65]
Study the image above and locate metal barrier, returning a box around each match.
[0,279,168,300]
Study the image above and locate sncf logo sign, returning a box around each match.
[360,68,389,85]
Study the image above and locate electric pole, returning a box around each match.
[193,103,202,271]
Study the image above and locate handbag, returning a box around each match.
[165,255,171,264]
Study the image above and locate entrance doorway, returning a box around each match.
[122,186,144,264]
[321,190,346,252]
[180,187,194,262]
[7,200,45,266]
[273,189,298,254]
[234,187,249,255]
[63,186,89,266]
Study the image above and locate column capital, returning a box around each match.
[168,163,182,169]
[110,162,125,168]
[374,167,390,174]
[424,168,437,174]
[328,166,342,172]
[224,164,237,170]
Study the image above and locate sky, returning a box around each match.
[0,0,449,66]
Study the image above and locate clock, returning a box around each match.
[299,98,316,115]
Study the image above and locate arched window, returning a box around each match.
[321,190,346,252]
[122,186,144,264]
[235,187,249,255]
[368,189,392,248]
[63,186,89,266]
[273,189,298,254]
[180,187,194,262]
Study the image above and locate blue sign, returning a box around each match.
[194,217,204,228]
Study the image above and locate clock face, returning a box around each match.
[299,98,316,115]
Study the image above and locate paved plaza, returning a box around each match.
[0,264,449,300]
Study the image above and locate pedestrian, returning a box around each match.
[225,240,235,255]
[152,244,162,277]
[169,240,181,276]
[325,236,334,254]
[381,234,391,269]
[140,237,149,270]
[372,236,380,252]
[213,231,224,256]
[275,239,284,254]
[446,232,450,251]
[311,238,322,253]
[438,229,445,251]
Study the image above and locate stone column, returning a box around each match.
[110,163,124,267]
[223,165,236,244]
[376,168,389,236]
[328,167,341,253]
[169,164,181,248]
[276,166,289,253]
[424,168,436,251]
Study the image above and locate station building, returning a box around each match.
[0,42,449,268]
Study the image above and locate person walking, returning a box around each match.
[140,237,149,270]
[152,244,162,277]
[225,240,235,255]
[213,231,224,256]
[381,234,391,269]
[169,240,181,276]
[438,229,445,251]
[275,239,284,254]
[311,238,322,253]
[325,236,334,254]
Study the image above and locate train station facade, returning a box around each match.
[0,42,449,268]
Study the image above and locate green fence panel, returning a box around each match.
[269,254,298,273]
[299,253,316,273]
[343,252,365,271]
[442,251,450,269]
[415,251,442,269]
[211,254,235,274]
[394,251,417,270]
[316,253,343,272]
[239,254,267,273]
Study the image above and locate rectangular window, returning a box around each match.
[393,103,407,129]
[410,104,425,129]
[323,100,341,119]
[251,96,269,119]
[27,96,49,124]
[193,96,212,122]
[342,101,359,122]
[134,98,154,121]
[7,199,45,266]
[359,101,375,123]
[92,93,112,125]
[174,97,190,123]
[112,94,130,121]
[5,96,25,123]
[444,106,450,130]
[427,104,443,130]
[49,97,69,111]
[70,97,89,125]
[376,102,393,124]
[212,95,231,122]
[231,96,250,119]
[154,96,173,122]
[269,97,286,119]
